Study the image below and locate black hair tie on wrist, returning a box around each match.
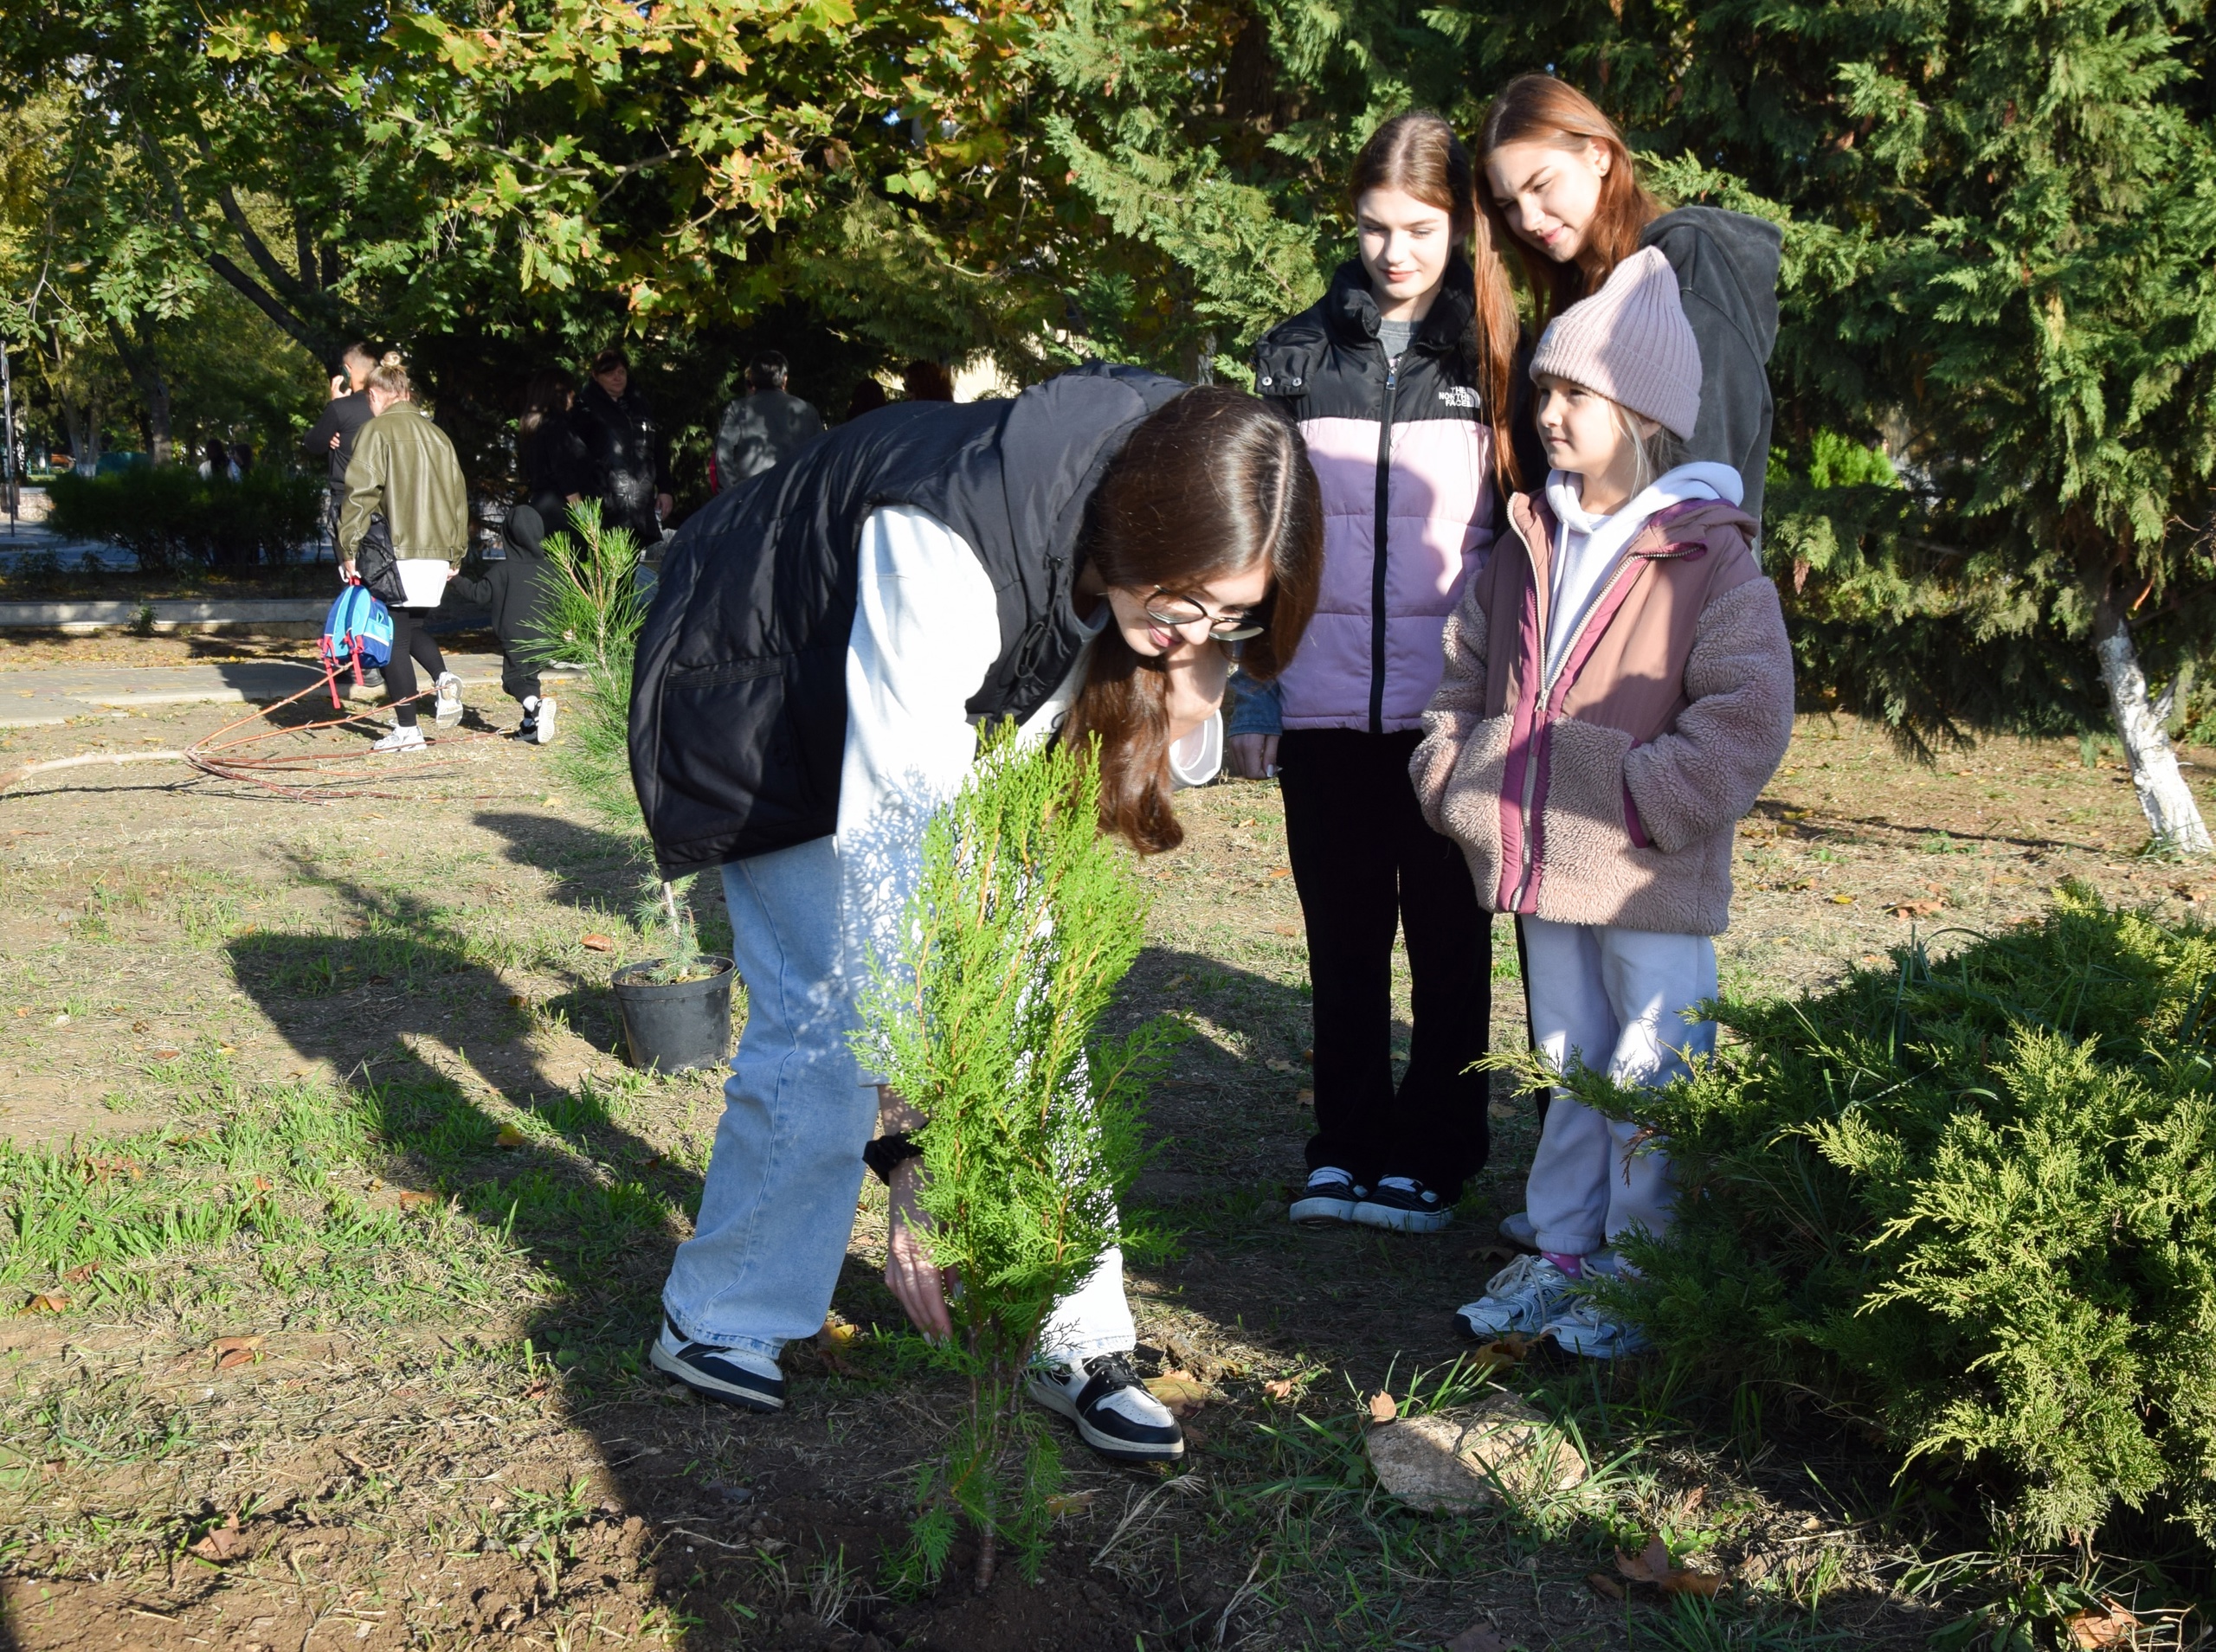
[862,1131,923,1186]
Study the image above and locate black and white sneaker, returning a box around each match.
[1351,1177,1453,1234]
[649,1318,784,1412]
[511,695,540,742]
[1024,1352,1183,1464]
[1290,1167,1365,1227]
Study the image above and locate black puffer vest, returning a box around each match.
[630,362,1186,874]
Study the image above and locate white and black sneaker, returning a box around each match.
[433,671,464,726]
[1352,1177,1453,1233]
[531,695,556,744]
[649,1318,784,1412]
[512,695,540,742]
[1290,1167,1364,1227]
[370,725,427,754]
[1024,1352,1183,1464]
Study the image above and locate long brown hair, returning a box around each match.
[1350,111,1524,489]
[1061,389,1322,856]
[1477,74,1662,326]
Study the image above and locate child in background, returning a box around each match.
[1408,248,1794,1356]
[452,504,559,743]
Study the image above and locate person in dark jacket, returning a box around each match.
[712,351,824,491]
[1238,113,1530,1239]
[573,346,671,543]
[517,370,592,529]
[900,358,955,401]
[1476,73,1782,535]
[452,504,560,743]
[844,377,890,421]
[306,343,379,560]
[632,366,1322,1463]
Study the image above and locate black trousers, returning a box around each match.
[384,607,448,729]
[1279,728,1491,1197]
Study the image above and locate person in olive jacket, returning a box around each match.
[573,346,671,543]
[337,353,469,751]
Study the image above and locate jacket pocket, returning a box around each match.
[1430,710,1515,908]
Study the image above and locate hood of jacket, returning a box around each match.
[1639,207,1781,372]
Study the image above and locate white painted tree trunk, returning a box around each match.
[2094,616,2213,853]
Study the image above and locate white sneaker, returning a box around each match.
[434,672,463,726]
[1453,1253,1578,1340]
[1024,1352,1183,1463]
[532,695,556,744]
[1499,1210,1537,1249]
[371,726,427,754]
[1541,1295,1652,1359]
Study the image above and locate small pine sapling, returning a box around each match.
[521,499,648,846]
[628,871,711,984]
[852,730,1179,1594]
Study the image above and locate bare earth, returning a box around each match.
[3,646,2209,1652]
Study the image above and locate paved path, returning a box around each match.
[0,652,545,729]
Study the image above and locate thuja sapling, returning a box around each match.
[852,729,1180,1593]
[523,500,718,981]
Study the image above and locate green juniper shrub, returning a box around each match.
[46,466,322,574]
[1495,887,2216,1548]
[851,730,1180,1593]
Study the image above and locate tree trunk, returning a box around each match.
[2093,591,2212,853]
[106,320,173,466]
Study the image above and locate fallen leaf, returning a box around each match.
[1145,1372,1210,1417]
[1266,1058,1296,1073]
[1269,922,1301,936]
[22,1292,68,1315]
[62,1263,97,1283]
[217,1044,236,1054]
[1618,1533,1723,1597]
[1368,1390,1398,1424]
[816,1316,859,1348]
[395,1190,438,1211]
[1890,898,1943,919]
[1262,1379,1297,1401]
[1443,1624,1508,1652]
[2066,1604,2142,1649]
[1295,1088,1315,1104]
[1586,1572,1627,1601]
[1829,893,1855,905]
[495,1123,528,1148]
[151,1047,182,1061]
[1268,866,1292,877]
[213,1335,265,1370]
[1618,1535,1674,1585]
[1044,1490,1097,1518]
[189,1513,247,1562]
[580,934,616,952]
[132,1019,148,1032]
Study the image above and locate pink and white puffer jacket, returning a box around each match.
[1251,259,1501,732]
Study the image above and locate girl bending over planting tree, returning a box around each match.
[1410,249,1794,1358]
[628,367,1321,1464]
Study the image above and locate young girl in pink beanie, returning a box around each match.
[1408,247,1795,1357]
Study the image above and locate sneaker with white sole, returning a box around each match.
[649,1318,785,1411]
[1024,1352,1183,1464]
[370,726,427,754]
[1541,1295,1652,1359]
[1453,1253,1579,1340]
[1352,1177,1453,1234]
[532,695,557,744]
[1290,1167,1364,1227]
[1499,1210,1537,1249]
[434,672,463,726]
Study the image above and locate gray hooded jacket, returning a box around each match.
[1639,207,1782,538]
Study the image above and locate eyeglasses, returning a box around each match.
[1142,588,1266,642]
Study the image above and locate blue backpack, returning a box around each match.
[319,582,394,707]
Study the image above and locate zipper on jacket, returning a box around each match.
[1502,543,1652,913]
[1368,358,1398,734]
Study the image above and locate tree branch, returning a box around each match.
[213,181,320,316]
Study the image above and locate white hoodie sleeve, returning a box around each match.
[836,505,999,1079]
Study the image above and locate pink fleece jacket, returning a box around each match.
[1410,490,1794,935]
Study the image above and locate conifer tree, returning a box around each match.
[850,731,1176,1592]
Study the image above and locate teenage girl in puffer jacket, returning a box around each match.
[1237,112,1536,1236]
[1409,249,1794,1358]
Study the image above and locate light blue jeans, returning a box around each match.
[659,835,1134,1362]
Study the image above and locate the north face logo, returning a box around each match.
[1436,386,1482,409]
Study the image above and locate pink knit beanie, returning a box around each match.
[1528,247,1702,440]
